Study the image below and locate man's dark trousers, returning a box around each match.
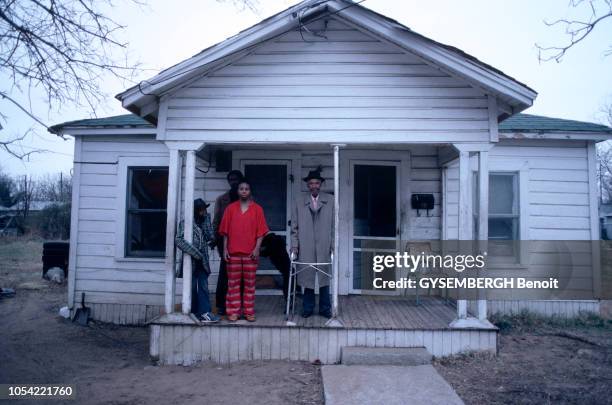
[303,286,331,316]
[192,260,211,316]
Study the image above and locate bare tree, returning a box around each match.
[537,0,612,62]
[34,172,72,203]
[0,0,141,157]
[597,97,612,203]
[600,98,612,127]
[217,0,259,13]
[14,175,34,220]
[598,146,612,203]
[0,170,17,207]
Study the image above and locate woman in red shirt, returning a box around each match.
[218,179,269,322]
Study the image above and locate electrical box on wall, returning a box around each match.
[411,193,435,216]
[215,150,232,172]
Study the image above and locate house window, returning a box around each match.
[125,167,168,257]
[473,172,520,240]
[473,171,521,263]
[488,173,519,240]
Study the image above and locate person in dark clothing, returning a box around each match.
[212,170,244,315]
[176,198,219,323]
[290,167,333,318]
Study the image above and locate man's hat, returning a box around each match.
[303,166,325,182]
[194,198,210,210]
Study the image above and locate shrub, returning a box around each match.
[39,202,71,240]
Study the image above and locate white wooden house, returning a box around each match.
[51,0,612,365]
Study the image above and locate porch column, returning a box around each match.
[456,150,470,320]
[181,149,196,315]
[164,148,181,314]
[477,150,489,321]
[450,143,495,329]
[327,143,344,327]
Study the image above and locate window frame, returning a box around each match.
[115,156,169,262]
[471,159,529,267]
[488,172,519,239]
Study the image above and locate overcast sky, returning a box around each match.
[1,0,611,177]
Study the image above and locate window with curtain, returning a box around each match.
[125,167,168,257]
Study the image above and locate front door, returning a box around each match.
[349,161,400,294]
[242,160,291,294]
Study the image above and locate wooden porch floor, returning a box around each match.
[151,296,498,365]
[213,295,458,330]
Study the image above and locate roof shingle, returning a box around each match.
[499,113,612,133]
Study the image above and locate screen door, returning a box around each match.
[349,161,400,293]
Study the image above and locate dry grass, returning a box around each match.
[490,310,611,334]
[0,235,44,288]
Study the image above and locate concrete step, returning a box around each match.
[341,347,432,366]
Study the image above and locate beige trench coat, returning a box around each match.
[290,192,334,289]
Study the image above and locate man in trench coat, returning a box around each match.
[290,167,333,318]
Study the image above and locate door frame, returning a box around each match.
[339,149,412,295]
[233,151,300,273]
[238,158,293,267]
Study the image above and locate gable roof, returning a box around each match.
[49,112,612,137]
[116,0,537,122]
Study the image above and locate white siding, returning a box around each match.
[164,18,489,144]
[488,300,600,318]
[442,141,593,243]
[490,140,591,241]
[443,160,460,240]
[491,140,595,299]
[409,146,442,240]
[441,140,596,300]
[74,136,171,311]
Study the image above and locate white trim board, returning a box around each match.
[68,137,83,309]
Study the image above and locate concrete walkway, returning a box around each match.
[322,364,464,405]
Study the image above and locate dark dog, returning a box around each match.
[259,232,291,298]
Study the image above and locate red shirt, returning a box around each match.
[218,200,269,255]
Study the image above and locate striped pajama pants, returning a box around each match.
[225,255,258,317]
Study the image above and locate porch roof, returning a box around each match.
[49,112,612,137]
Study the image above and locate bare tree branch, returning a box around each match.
[0,128,49,160]
[0,91,49,129]
[600,97,612,127]
[216,0,259,13]
[537,0,612,62]
[0,0,142,159]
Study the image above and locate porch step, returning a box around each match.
[255,289,283,296]
[255,274,281,286]
[341,347,432,366]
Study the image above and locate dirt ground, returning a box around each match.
[0,238,323,405]
[435,319,612,405]
[2,237,611,404]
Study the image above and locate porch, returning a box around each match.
[161,143,495,321]
[148,140,498,364]
[150,295,498,365]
